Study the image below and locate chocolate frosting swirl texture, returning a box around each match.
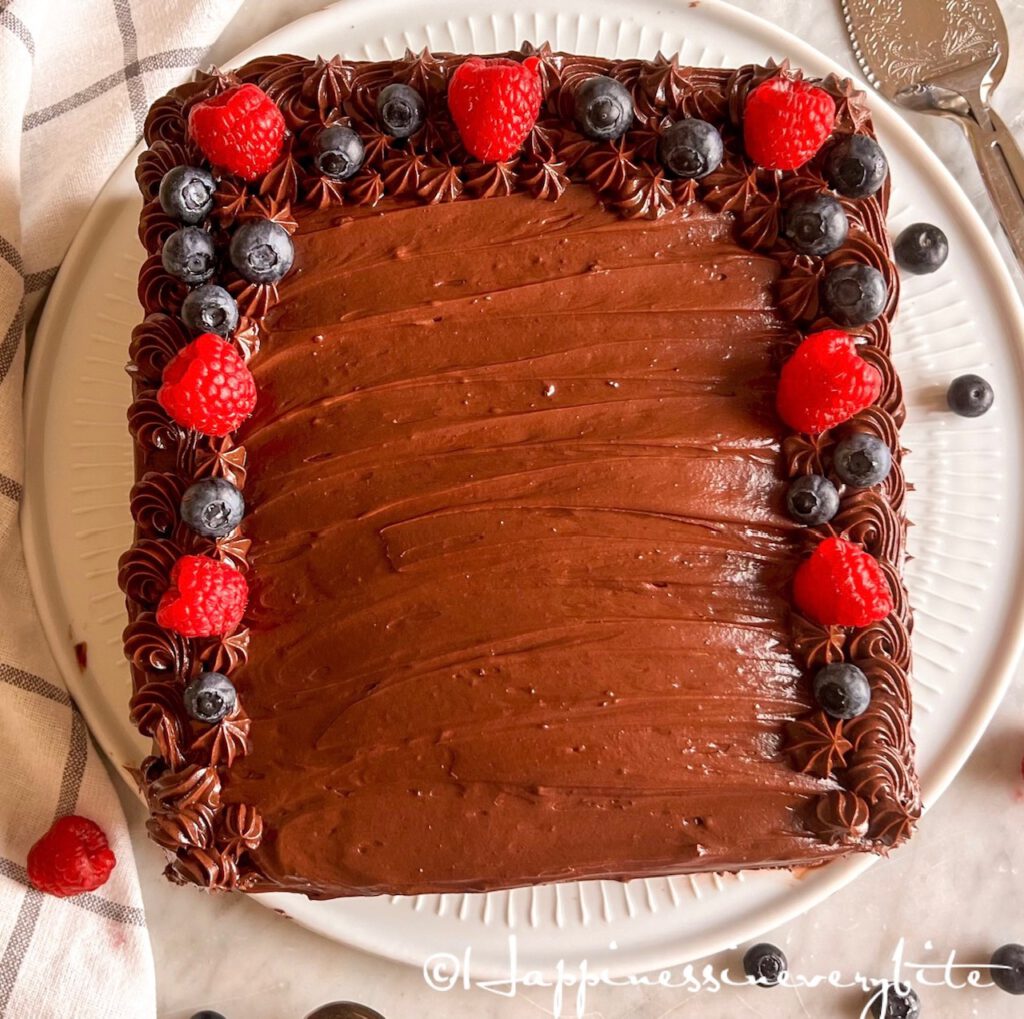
[124,48,918,895]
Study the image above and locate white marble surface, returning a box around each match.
[119,1,1024,1016]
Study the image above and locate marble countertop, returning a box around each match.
[125,2,1024,1016]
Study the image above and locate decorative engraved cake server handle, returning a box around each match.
[842,0,1024,271]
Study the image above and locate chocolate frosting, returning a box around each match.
[786,712,853,778]
[814,790,870,845]
[124,47,918,894]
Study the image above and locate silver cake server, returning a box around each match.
[841,0,1024,270]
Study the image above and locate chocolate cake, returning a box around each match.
[121,46,919,897]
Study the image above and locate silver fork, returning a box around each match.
[841,0,1024,269]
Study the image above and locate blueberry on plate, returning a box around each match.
[658,118,724,179]
[189,1012,226,1019]
[229,220,294,284]
[947,374,994,418]
[822,264,888,325]
[574,75,635,141]
[869,982,920,1019]
[159,166,216,224]
[183,673,237,724]
[305,1004,386,1019]
[782,196,849,256]
[742,943,787,987]
[161,226,216,285]
[315,124,366,180]
[786,474,839,525]
[814,663,871,719]
[180,478,245,538]
[991,943,1024,994]
[181,284,239,337]
[377,83,426,139]
[894,222,948,275]
[825,135,889,198]
[833,433,892,488]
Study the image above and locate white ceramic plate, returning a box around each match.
[22,0,1024,980]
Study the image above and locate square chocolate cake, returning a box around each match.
[121,46,919,896]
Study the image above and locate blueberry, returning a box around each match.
[305,1004,386,1019]
[833,433,891,488]
[991,943,1024,994]
[161,227,216,285]
[825,135,888,198]
[658,118,724,179]
[869,982,920,1019]
[782,196,849,256]
[574,75,635,142]
[159,166,216,224]
[183,672,237,724]
[229,220,294,284]
[822,264,887,325]
[377,83,426,139]
[181,284,239,336]
[315,125,366,181]
[894,222,948,275]
[813,662,871,719]
[786,474,839,525]
[180,478,245,538]
[742,943,787,987]
[946,373,994,417]
[189,1013,226,1019]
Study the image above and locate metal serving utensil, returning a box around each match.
[841,0,1024,269]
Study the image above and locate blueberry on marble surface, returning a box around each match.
[822,264,887,325]
[574,75,635,141]
[786,474,839,525]
[658,118,724,179]
[377,83,426,139]
[833,433,892,488]
[825,135,888,198]
[991,943,1024,994]
[894,222,948,275]
[158,166,216,224]
[161,227,216,285]
[946,374,993,418]
[229,220,294,284]
[181,284,239,336]
[869,982,921,1019]
[315,124,366,180]
[782,196,849,256]
[813,662,871,719]
[183,673,237,724]
[742,943,787,987]
[305,1004,386,1019]
[180,478,245,538]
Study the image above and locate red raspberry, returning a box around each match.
[793,537,893,627]
[744,75,836,170]
[777,329,881,433]
[158,333,257,437]
[447,56,543,162]
[27,815,116,898]
[156,555,248,637]
[188,83,285,181]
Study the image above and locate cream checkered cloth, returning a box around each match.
[0,1,242,1016]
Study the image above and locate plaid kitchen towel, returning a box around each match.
[0,1,242,1016]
